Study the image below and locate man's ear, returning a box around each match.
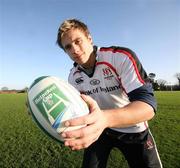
[88,34,93,44]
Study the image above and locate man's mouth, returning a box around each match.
[75,53,84,60]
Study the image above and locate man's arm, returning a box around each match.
[61,94,154,150]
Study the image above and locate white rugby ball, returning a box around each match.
[27,76,89,143]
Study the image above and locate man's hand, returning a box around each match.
[61,94,108,150]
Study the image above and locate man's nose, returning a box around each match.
[72,44,80,54]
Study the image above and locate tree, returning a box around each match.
[175,73,180,86]
[18,87,28,93]
[148,73,156,83]
[148,73,159,90]
[157,79,167,90]
[1,87,8,91]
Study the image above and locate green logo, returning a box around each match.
[33,84,70,128]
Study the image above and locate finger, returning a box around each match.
[62,124,89,139]
[65,132,99,150]
[64,111,96,127]
[62,122,99,139]
[68,134,100,150]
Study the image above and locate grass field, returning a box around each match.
[0,91,180,168]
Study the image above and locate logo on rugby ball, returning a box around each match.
[33,84,70,129]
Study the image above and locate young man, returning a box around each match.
[56,19,162,168]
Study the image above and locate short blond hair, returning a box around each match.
[57,19,91,49]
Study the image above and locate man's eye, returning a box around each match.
[65,45,71,50]
[75,39,82,44]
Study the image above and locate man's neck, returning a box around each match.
[81,46,97,69]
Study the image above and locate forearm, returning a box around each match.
[104,101,155,128]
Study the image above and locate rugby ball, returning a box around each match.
[27,76,89,143]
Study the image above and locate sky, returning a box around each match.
[0,0,180,90]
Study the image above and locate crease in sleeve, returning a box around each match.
[127,83,157,112]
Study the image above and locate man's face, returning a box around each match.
[61,28,94,66]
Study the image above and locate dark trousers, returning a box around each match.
[82,128,162,168]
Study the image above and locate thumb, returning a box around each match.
[80,94,98,111]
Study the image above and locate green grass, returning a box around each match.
[0,92,180,168]
[0,94,83,168]
[150,91,180,168]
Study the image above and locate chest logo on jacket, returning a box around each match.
[102,68,114,80]
[75,77,84,85]
[90,79,100,85]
